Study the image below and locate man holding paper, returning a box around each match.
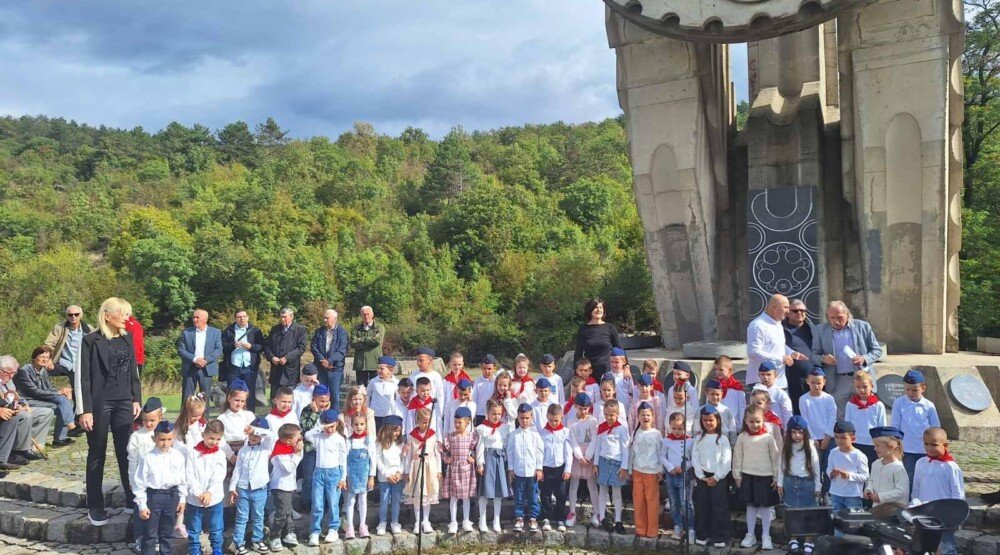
[810,300,883,416]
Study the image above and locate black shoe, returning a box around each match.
[0,462,23,471]
[601,518,614,532]
[982,489,1000,506]
[613,522,626,535]
[88,509,109,527]
[52,438,73,448]
[13,450,43,461]
[7,454,30,465]
[68,427,85,438]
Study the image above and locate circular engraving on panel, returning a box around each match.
[753,242,815,298]
[948,374,991,412]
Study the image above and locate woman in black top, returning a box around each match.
[573,298,622,376]
[78,297,142,526]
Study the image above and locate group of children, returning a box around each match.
[122,348,966,555]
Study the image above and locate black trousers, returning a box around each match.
[357,370,376,387]
[693,477,730,543]
[229,366,259,412]
[786,359,811,415]
[86,399,134,512]
[540,466,568,522]
[142,488,179,555]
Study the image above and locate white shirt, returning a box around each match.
[753,383,793,427]
[133,447,188,512]
[691,434,732,479]
[505,426,544,477]
[891,396,941,454]
[720,387,748,434]
[593,398,629,429]
[746,312,793,387]
[540,425,573,472]
[631,395,667,434]
[663,400,698,435]
[539,373,565,406]
[474,421,511,465]
[443,399,477,434]
[265,410,299,432]
[185,446,227,507]
[866,459,909,506]
[911,457,964,503]
[230,429,275,492]
[693,403,738,440]
[777,442,822,494]
[629,428,664,474]
[305,428,348,471]
[844,398,887,446]
[375,442,405,482]
[347,434,378,477]
[291,384,315,420]
[194,327,207,360]
[826,448,869,498]
[472,375,496,417]
[367,376,399,417]
[268,450,304,492]
[404,399,440,435]
[661,433,693,473]
[217,409,256,444]
[568,415,599,470]
[586,422,630,469]
[531,398,557,433]
[799,392,837,440]
[409,369,445,405]
[607,370,634,408]
[127,427,156,490]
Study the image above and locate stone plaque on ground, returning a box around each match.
[682,340,747,359]
[747,186,820,319]
[949,375,992,412]
[877,374,906,409]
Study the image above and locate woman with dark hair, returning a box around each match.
[573,298,622,375]
[15,345,81,446]
[79,297,142,527]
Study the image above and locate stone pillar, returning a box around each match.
[606,12,734,348]
[839,0,963,353]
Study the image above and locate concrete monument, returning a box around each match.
[603,0,964,355]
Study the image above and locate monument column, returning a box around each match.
[606,12,735,349]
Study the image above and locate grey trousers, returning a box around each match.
[828,373,856,419]
[14,406,54,451]
[270,489,294,539]
[0,412,23,462]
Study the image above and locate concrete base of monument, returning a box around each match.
[560,349,1000,442]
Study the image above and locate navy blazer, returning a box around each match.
[310,325,349,372]
[177,326,224,377]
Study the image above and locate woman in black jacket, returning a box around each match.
[573,298,623,376]
[78,297,142,526]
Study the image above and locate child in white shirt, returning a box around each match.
[538,354,565,405]
[844,371,886,466]
[127,397,163,548]
[629,402,666,540]
[475,399,511,532]
[752,362,792,427]
[291,365,320,420]
[696,379,738,445]
[712,356,746,425]
[229,418,274,555]
[184,419,228,555]
[134,421,186,555]
[827,420,869,538]
[539,403,572,532]
[304,410,345,547]
[442,351,473,406]
[343,412,377,540]
[444,379,476,434]
[374,415,406,536]
[661,411,694,541]
[607,348,634,408]
[566,392,598,528]
[665,361,699,411]
[269,422,304,550]
[691,405,732,548]
[507,403,544,532]
[217,379,256,455]
[472,355,498,426]
[586,400,630,534]
[367,356,399,432]
[266,386,300,431]
[912,428,964,555]
[531,378,557,433]
[864,426,909,507]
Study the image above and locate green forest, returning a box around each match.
[3,0,1000,382]
[0,115,658,381]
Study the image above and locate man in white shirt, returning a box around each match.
[746,294,807,389]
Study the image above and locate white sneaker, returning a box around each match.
[325,529,340,543]
[291,510,302,520]
[513,518,524,532]
[762,535,773,550]
[713,541,728,548]
[590,516,600,528]
[695,539,708,546]
[740,533,757,548]
[541,519,552,532]
[492,519,501,533]
[462,520,474,532]
[282,533,298,547]
[269,538,284,552]
[390,523,402,534]
[421,521,434,534]
[413,523,421,534]
[448,521,458,534]
[307,533,319,547]
[689,529,696,544]
[479,518,489,532]
[673,526,682,538]
[557,522,567,532]
[376,523,387,536]
[566,512,576,527]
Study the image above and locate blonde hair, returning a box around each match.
[96,297,133,339]
[641,359,658,373]
[875,435,902,457]
[175,395,206,442]
[853,370,874,385]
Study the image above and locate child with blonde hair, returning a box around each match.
[845,371,886,466]
[403,407,442,533]
[733,406,780,550]
[375,415,406,536]
[586,399,630,533]
[510,354,537,404]
[475,399,511,532]
[865,427,909,506]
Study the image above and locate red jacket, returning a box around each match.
[125,316,146,365]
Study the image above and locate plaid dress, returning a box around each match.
[441,430,478,499]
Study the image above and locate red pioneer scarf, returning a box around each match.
[597,421,621,435]
[270,441,295,459]
[482,419,503,435]
[544,423,564,433]
[928,451,955,463]
[410,427,435,448]
[445,371,472,398]
[719,376,744,398]
[193,441,219,455]
[407,396,433,411]
[849,394,880,409]
[269,407,291,418]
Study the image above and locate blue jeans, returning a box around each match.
[512,476,540,520]
[30,396,74,441]
[300,450,317,511]
[323,370,344,412]
[829,495,862,537]
[666,473,693,530]
[782,475,818,509]
[311,467,344,534]
[939,531,957,555]
[233,486,267,547]
[903,452,922,490]
[378,480,404,525]
[819,442,832,494]
[185,502,223,555]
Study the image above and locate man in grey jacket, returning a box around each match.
[44,305,95,392]
[810,300,883,416]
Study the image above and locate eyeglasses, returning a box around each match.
[789,309,807,314]
[66,313,81,317]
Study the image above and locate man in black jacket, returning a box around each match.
[782,298,819,414]
[221,310,266,411]
[264,308,308,400]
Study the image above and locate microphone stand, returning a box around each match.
[416,398,438,555]
[681,425,690,555]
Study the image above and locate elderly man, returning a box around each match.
[177,309,223,412]
[44,305,95,390]
[350,306,385,387]
[0,355,54,464]
[811,301,883,416]
[310,309,349,409]
[746,294,809,388]
[264,308,308,398]
[783,299,819,414]
[221,309,265,411]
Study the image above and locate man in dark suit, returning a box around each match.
[177,309,223,414]
[310,309,349,410]
[783,298,820,415]
[264,307,308,399]
[221,309,265,412]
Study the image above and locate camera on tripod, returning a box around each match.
[784,499,970,555]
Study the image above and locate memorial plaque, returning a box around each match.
[747,186,821,319]
[948,375,991,412]
[877,374,906,409]
[732,370,748,390]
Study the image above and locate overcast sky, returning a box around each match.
[0,1,749,139]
